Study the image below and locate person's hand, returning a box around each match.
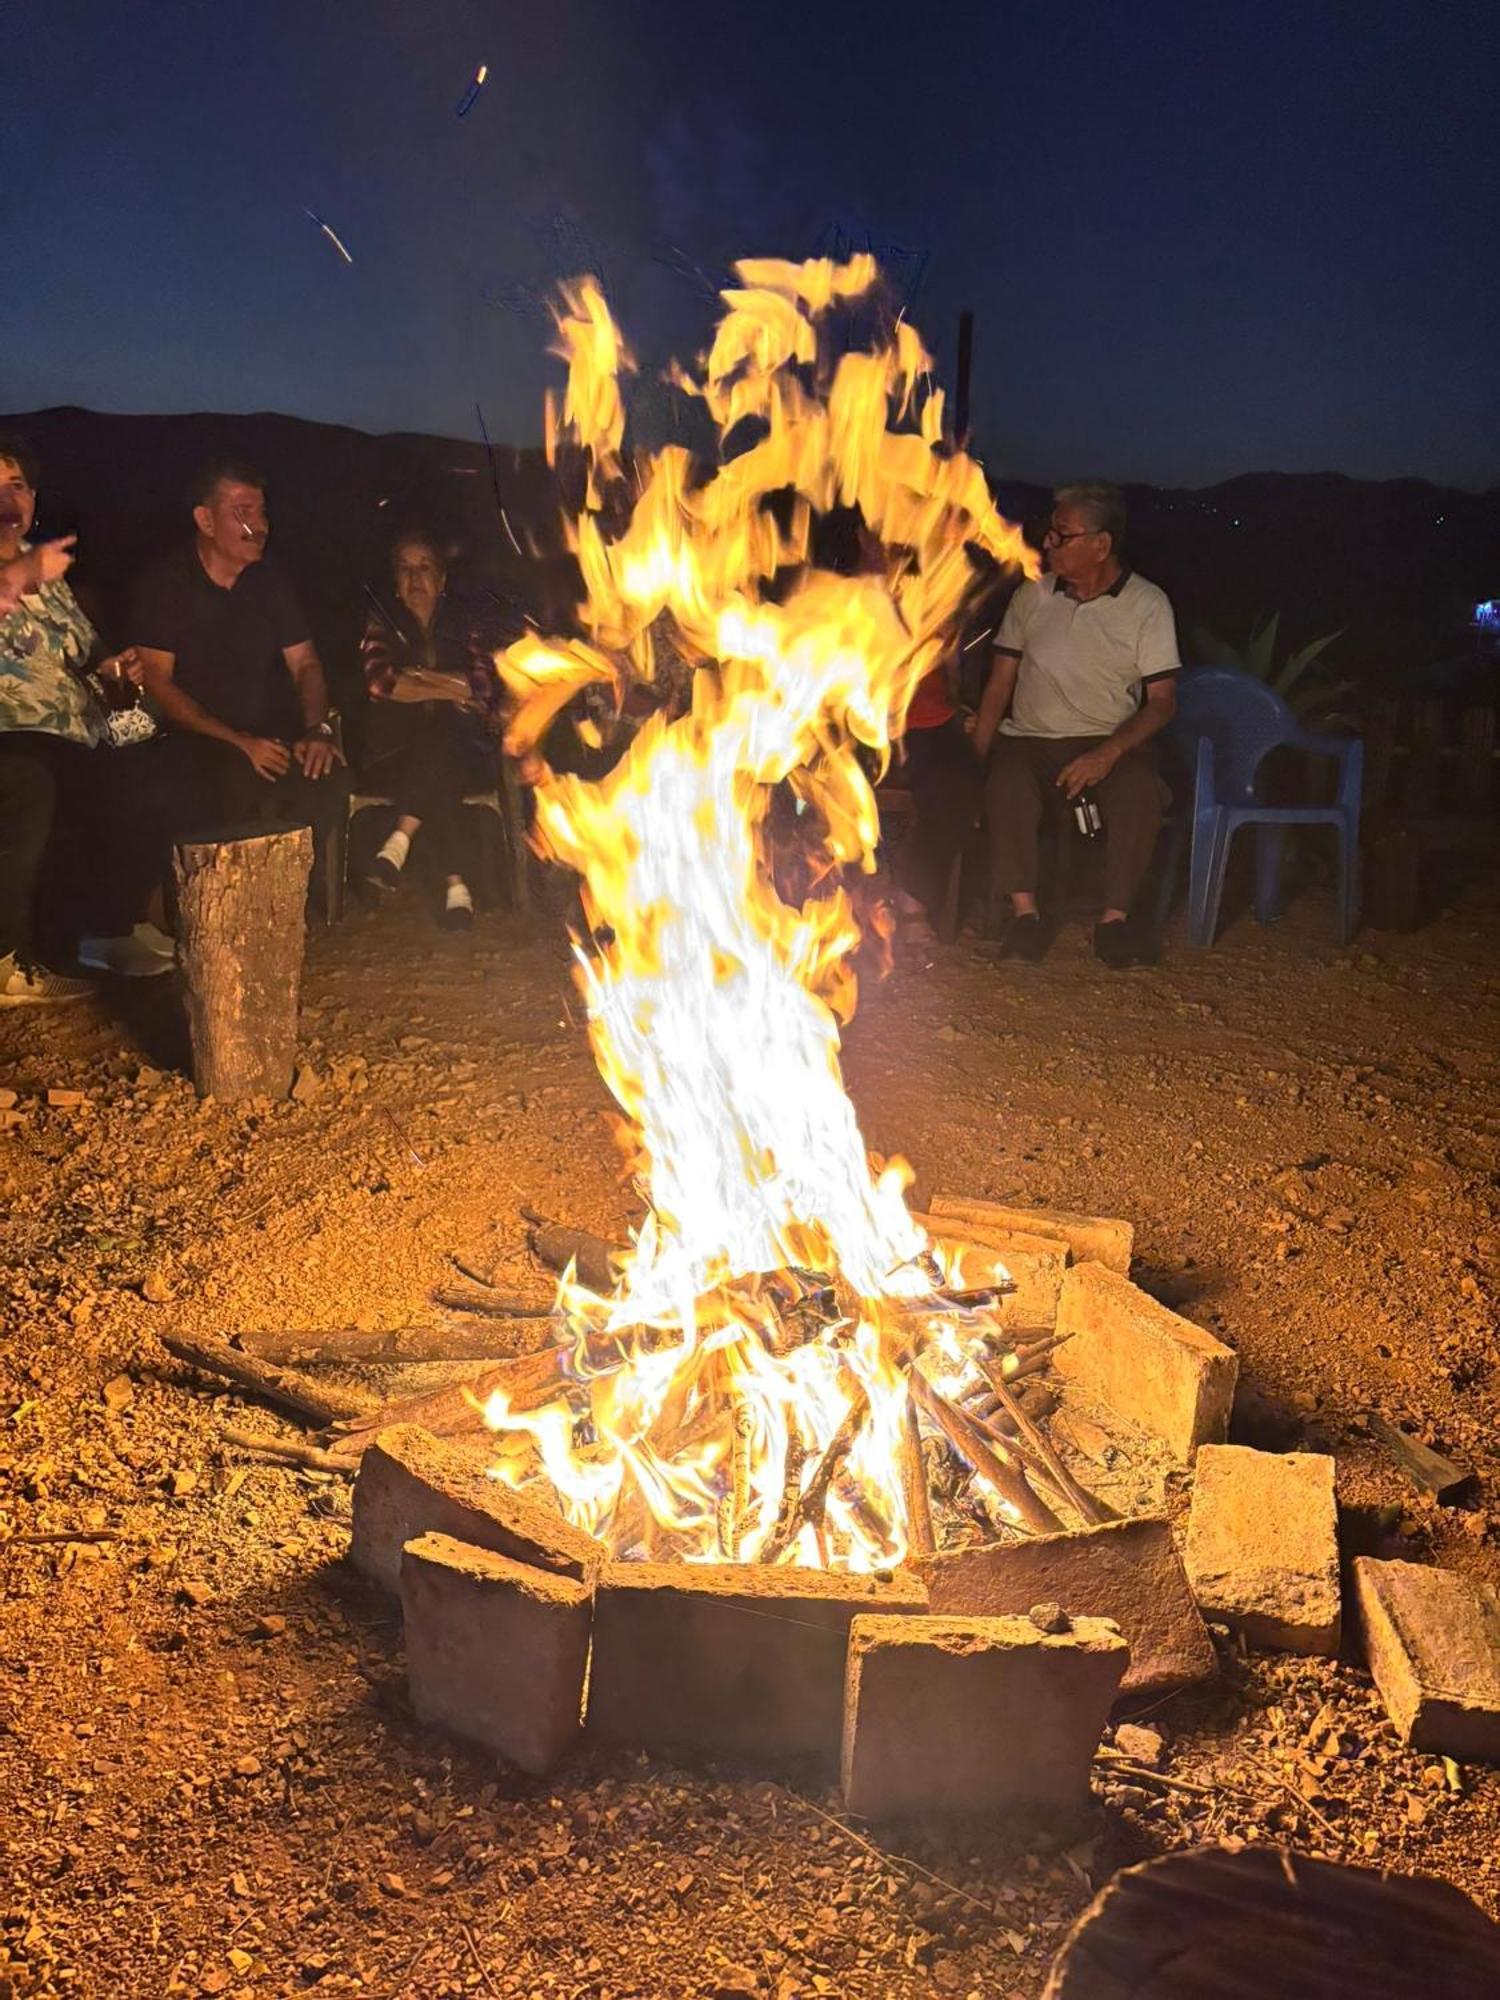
[293,732,343,779]
[238,734,291,781]
[31,536,77,587]
[96,646,144,688]
[1055,744,1118,799]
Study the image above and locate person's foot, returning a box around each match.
[76,930,176,977]
[997,911,1047,962]
[0,951,95,1006]
[1093,917,1143,969]
[439,880,474,932]
[366,827,410,894]
[133,920,177,959]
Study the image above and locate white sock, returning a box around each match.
[445,879,473,912]
[377,829,411,870]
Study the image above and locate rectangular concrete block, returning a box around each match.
[930,1193,1133,1276]
[401,1532,592,1775]
[351,1424,602,1595]
[1353,1558,1500,1762]
[1055,1262,1237,1462]
[842,1612,1128,1820]
[914,1515,1215,1698]
[914,1211,1068,1325]
[588,1560,927,1768]
[1185,1445,1340,1655]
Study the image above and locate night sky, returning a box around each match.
[7,0,1497,489]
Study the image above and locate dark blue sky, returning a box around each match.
[7,0,1497,487]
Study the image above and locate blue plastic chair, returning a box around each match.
[1168,667,1363,948]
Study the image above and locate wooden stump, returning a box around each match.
[1043,1844,1500,1999]
[174,824,312,1101]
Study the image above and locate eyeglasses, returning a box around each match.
[1043,525,1097,547]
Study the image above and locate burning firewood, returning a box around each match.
[908,1370,1063,1537]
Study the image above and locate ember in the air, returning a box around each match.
[487,256,1043,1568]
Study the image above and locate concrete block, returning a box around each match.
[841,1612,1128,1819]
[914,1211,1068,1325]
[930,1193,1133,1276]
[350,1424,601,1595]
[1185,1446,1340,1654]
[1055,1263,1237,1462]
[401,1532,592,1775]
[914,1515,1215,1698]
[587,1560,926,1768]
[1353,1558,1500,1762]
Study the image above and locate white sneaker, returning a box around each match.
[76,933,175,978]
[0,952,95,1005]
[133,921,176,958]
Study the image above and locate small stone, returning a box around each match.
[233,1754,262,1777]
[290,1062,321,1103]
[141,1267,174,1304]
[101,1374,134,1412]
[379,1871,407,1897]
[0,1087,17,1108]
[226,1949,253,1974]
[166,1467,198,1497]
[1113,1723,1164,1767]
[179,1580,215,1608]
[252,1613,287,1639]
[1029,1602,1069,1634]
[46,1088,88,1107]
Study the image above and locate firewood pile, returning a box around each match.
[159,1194,1109,1560]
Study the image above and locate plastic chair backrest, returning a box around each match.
[1169,666,1303,807]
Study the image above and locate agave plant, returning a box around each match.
[1190,612,1353,724]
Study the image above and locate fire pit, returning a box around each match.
[333,257,1239,1817]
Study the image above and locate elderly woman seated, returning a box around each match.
[358,532,503,930]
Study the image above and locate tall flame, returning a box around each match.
[490,257,1038,1568]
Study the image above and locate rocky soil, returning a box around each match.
[2,873,1498,1998]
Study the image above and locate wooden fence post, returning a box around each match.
[174,824,312,1101]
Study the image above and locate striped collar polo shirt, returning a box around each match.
[995,569,1180,739]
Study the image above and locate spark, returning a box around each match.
[303,207,353,265]
[455,61,488,118]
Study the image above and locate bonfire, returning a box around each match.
[484,255,1074,1570]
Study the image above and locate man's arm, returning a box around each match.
[971,650,1020,760]
[1054,677,1177,799]
[283,640,343,777]
[135,646,290,780]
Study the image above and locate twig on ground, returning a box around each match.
[220,1425,353,1474]
[461,1922,503,1999]
[792,1796,998,1918]
[1,1529,137,1548]
[162,1329,375,1429]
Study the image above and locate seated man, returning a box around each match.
[132,458,347,909]
[358,530,501,931]
[972,481,1178,967]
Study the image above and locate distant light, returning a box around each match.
[456,62,489,117]
[303,206,353,264]
[1474,599,1500,633]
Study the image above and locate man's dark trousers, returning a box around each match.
[986,733,1168,915]
[144,734,351,912]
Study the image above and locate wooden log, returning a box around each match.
[220,1425,351,1473]
[1043,1842,1500,1999]
[174,824,312,1101]
[983,1364,1105,1527]
[431,1287,556,1322]
[236,1323,554,1365]
[901,1395,936,1557]
[909,1371,1062,1536]
[1367,1413,1476,1503]
[161,1329,375,1429]
[527,1220,625,1294]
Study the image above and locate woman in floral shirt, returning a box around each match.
[0,436,166,1001]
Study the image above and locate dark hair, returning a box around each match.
[1054,480,1127,558]
[0,434,40,489]
[188,456,266,511]
[391,529,444,566]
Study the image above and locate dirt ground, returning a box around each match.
[2,870,1498,1999]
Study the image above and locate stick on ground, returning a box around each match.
[161,1330,376,1429]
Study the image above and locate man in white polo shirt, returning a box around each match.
[972,481,1179,967]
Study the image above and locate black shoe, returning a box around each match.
[998,912,1047,962]
[365,854,402,894]
[1093,919,1140,969]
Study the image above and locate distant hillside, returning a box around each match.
[5,408,1498,697]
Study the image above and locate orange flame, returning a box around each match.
[488,257,1037,1567]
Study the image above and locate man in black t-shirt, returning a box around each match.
[132,457,348,906]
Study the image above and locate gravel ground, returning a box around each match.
[2,870,1498,1997]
